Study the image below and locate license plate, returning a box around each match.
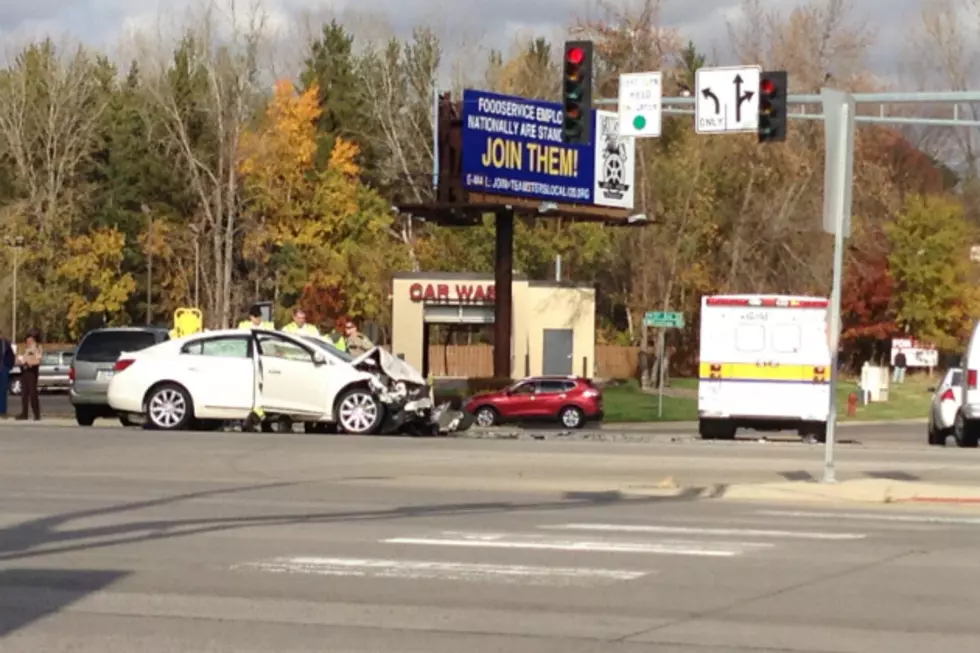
[96,370,114,381]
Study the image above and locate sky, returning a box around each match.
[0,0,937,82]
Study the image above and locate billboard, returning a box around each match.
[461,89,634,210]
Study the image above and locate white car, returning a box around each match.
[928,367,963,446]
[106,328,434,433]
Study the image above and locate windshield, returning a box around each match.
[301,336,354,362]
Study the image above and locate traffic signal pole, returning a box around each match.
[596,87,980,483]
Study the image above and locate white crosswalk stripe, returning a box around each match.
[234,557,648,586]
[237,519,865,587]
[383,530,773,556]
[540,523,867,540]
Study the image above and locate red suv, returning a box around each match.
[463,376,603,429]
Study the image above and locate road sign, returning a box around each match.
[822,88,855,238]
[618,72,662,138]
[644,311,684,328]
[694,65,761,134]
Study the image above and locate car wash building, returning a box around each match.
[391,272,596,379]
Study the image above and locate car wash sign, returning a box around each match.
[461,89,635,209]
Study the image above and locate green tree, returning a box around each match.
[299,21,378,175]
[887,194,980,348]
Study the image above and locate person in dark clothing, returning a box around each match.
[0,330,13,417]
[892,350,907,384]
[16,328,42,421]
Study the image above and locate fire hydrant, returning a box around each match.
[847,392,858,417]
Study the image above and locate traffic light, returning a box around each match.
[561,40,593,145]
[758,70,787,143]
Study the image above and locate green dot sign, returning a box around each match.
[618,71,662,138]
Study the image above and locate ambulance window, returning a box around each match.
[735,324,765,352]
[772,324,801,353]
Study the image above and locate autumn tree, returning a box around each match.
[238,80,405,325]
[888,194,980,349]
[56,227,137,336]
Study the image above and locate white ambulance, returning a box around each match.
[698,294,831,441]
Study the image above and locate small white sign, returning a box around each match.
[618,72,662,138]
[592,110,635,210]
[694,65,761,134]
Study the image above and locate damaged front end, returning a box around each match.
[351,348,473,435]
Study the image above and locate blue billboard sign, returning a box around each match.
[461,89,599,205]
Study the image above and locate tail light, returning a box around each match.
[68,366,75,382]
[113,359,135,373]
[969,369,978,390]
[941,388,956,402]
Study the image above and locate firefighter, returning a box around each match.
[282,308,319,336]
[344,318,374,356]
[238,304,274,330]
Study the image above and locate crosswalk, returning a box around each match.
[233,513,877,587]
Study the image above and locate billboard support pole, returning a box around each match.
[493,208,515,378]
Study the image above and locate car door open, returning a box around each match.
[180,335,254,417]
[255,333,329,416]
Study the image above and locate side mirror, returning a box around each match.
[313,351,327,365]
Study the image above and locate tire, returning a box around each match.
[558,406,585,429]
[954,413,979,448]
[75,407,96,427]
[9,377,21,395]
[807,422,827,443]
[144,383,194,431]
[699,418,735,440]
[473,406,498,427]
[927,419,947,446]
[335,387,383,435]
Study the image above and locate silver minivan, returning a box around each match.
[70,326,170,426]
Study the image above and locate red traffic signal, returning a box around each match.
[761,78,775,95]
[561,41,593,145]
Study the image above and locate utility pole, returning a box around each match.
[142,204,152,325]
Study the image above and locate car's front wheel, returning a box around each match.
[145,383,193,431]
[336,388,383,435]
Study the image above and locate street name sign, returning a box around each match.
[644,311,684,328]
[695,65,761,134]
[618,72,662,138]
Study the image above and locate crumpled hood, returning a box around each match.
[351,347,427,386]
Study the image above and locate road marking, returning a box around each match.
[235,557,648,585]
[541,523,866,540]
[756,509,980,525]
[384,531,772,556]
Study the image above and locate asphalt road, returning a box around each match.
[2,426,980,651]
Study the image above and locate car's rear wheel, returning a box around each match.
[145,383,193,431]
[75,407,96,426]
[928,422,947,446]
[558,405,585,429]
[9,377,21,395]
[336,388,383,435]
[474,406,498,427]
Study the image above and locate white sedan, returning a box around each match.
[106,328,433,433]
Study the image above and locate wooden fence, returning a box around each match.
[426,344,641,378]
